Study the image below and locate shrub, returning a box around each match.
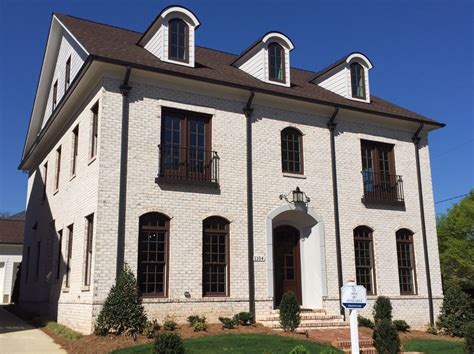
[373,319,401,354]
[358,315,374,329]
[187,315,202,327]
[143,319,160,339]
[163,317,178,331]
[279,291,301,332]
[393,319,410,332]
[426,324,438,335]
[437,286,474,337]
[289,345,309,353]
[153,331,184,354]
[373,296,393,323]
[235,312,254,326]
[465,322,474,354]
[219,316,237,329]
[193,320,208,332]
[94,264,147,336]
[186,315,207,331]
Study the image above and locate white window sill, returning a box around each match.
[81,286,90,292]
[62,287,70,293]
[88,156,97,166]
[283,173,306,179]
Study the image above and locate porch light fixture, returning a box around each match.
[279,186,311,204]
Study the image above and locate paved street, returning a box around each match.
[0,307,66,353]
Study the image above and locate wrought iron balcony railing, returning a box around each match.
[361,170,404,205]
[157,144,219,187]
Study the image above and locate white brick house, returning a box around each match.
[19,6,444,334]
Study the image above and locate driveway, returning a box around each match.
[0,307,66,353]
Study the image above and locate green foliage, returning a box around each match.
[358,315,374,329]
[45,321,82,340]
[373,296,393,323]
[437,191,474,291]
[218,316,237,329]
[186,315,207,331]
[404,339,465,354]
[373,319,401,354]
[393,319,410,332]
[437,286,474,337]
[94,264,147,336]
[289,344,309,353]
[153,331,184,354]
[234,312,254,325]
[427,324,438,335]
[192,320,207,332]
[279,291,301,332]
[163,318,178,331]
[143,320,160,339]
[465,322,474,353]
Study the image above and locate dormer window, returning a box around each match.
[350,62,366,99]
[169,18,188,62]
[268,43,285,83]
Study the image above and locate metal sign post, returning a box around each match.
[341,281,367,354]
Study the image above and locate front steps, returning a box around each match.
[259,308,348,330]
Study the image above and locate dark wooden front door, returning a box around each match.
[273,225,302,306]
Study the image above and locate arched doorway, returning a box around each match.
[273,225,302,306]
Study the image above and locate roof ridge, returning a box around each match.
[55,13,143,35]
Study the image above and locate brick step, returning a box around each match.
[335,339,374,349]
[269,308,326,315]
[265,321,349,329]
[342,347,376,354]
[260,313,343,322]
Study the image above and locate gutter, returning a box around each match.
[327,107,344,317]
[116,66,132,276]
[412,123,435,326]
[244,91,256,318]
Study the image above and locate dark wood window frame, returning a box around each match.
[202,216,230,297]
[65,56,71,91]
[65,224,73,288]
[90,103,99,159]
[353,226,376,295]
[168,18,189,63]
[396,229,417,295]
[281,127,304,174]
[42,162,48,201]
[268,42,286,83]
[56,229,62,280]
[84,214,94,286]
[138,212,170,297]
[54,146,61,191]
[52,80,58,110]
[71,125,79,177]
[350,62,366,99]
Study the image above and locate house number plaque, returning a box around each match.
[253,255,265,262]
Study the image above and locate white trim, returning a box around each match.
[160,6,200,27]
[53,15,90,56]
[262,32,294,50]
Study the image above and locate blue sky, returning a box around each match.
[0,0,472,216]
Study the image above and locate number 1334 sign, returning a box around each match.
[341,284,367,309]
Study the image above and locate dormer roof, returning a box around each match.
[311,52,373,82]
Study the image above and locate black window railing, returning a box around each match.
[157,144,219,186]
[361,171,404,205]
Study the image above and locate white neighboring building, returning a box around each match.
[18,6,444,334]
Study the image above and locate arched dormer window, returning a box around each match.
[268,43,285,83]
[353,226,376,294]
[350,62,365,99]
[168,18,188,62]
[281,127,303,174]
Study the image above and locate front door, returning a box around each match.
[273,225,302,307]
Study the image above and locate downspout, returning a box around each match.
[244,91,256,318]
[412,123,434,326]
[327,107,344,317]
[116,66,132,277]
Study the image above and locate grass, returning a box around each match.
[112,333,341,353]
[403,339,465,354]
[44,321,83,340]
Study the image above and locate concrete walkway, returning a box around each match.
[0,307,66,353]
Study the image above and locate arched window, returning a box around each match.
[203,216,229,296]
[350,62,365,99]
[168,18,188,62]
[281,127,303,174]
[138,212,170,296]
[268,43,285,82]
[396,229,417,295]
[353,226,376,294]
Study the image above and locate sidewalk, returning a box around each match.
[0,307,66,353]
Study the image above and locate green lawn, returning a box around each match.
[403,339,465,354]
[112,333,341,353]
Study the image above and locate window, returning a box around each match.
[281,127,303,174]
[160,108,212,181]
[84,214,94,286]
[56,230,62,279]
[52,80,58,110]
[203,216,229,296]
[54,146,61,191]
[71,126,79,176]
[90,103,98,159]
[25,246,30,283]
[268,43,285,82]
[138,212,169,296]
[396,229,417,295]
[42,162,48,201]
[168,18,188,62]
[65,224,73,288]
[353,226,376,294]
[35,241,41,281]
[350,63,365,99]
[65,56,71,91]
